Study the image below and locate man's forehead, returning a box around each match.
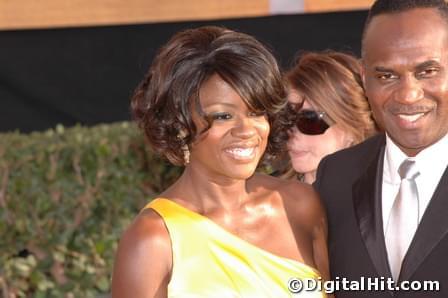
[362,8,448,62]
[366,8,444,38]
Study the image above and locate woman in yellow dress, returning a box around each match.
[112,26,329,297]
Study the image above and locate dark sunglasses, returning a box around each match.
[294,109,332,135]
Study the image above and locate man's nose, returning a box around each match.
[393,75,424,104]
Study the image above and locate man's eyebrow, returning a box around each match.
[373,60,441,73]
[374,66,394,72]
[416,60,441,69]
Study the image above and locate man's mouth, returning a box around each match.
[397,112,426,123]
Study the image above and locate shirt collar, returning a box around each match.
[384,133,448,184]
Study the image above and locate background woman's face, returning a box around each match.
[287,91,352,178]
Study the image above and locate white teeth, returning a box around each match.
[398,113,425,122]
[226,147,255,158]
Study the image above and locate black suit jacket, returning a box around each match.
[314,133,448,297]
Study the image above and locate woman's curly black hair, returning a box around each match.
[131,26,288,166]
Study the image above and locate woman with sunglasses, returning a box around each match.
[112,26,329,297]
[284,51,377,183]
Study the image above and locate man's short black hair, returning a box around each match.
[361,0,448,56]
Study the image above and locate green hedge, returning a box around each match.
[0,122,182,297]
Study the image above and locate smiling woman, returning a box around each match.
[111,26,329,297]
[190,73,271,180]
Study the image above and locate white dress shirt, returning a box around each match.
[382,133,448,236]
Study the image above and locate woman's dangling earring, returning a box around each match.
[177,129,190,165]
[182,145,190,165]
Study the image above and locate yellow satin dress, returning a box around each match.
[144,198,325,298]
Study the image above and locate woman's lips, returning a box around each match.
[224,146,257,161]
[289,150,309,158]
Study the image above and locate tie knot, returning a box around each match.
[398,159,420,180]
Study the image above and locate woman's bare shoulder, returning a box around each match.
[250,174,325,217]
[121,208,171,253]
[111,208,171,297]
[250,173,318,200]
[252,174,326,233]
[249,172,304,192]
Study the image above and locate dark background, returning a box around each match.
[0,10,367,133]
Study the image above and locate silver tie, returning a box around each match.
[385,159,420,281]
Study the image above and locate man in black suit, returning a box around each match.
[314,0,448,297]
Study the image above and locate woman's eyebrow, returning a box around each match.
[202,102,238,109]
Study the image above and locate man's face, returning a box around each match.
[362,8,448,156]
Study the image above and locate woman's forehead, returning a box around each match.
[198,74,247,110]
[287,89,303,104]
[301,99,312,109]
[288,89,316,110]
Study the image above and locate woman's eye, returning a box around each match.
[210,112,232,121]
[248,111,267,117]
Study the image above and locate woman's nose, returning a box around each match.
[231,117,258,139]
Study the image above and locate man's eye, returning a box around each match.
[248,111,267,117]
[210,112,232,120]
[417,68,439,78]
[377,73,397,80]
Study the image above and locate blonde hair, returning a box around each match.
[286,50,377,145]
[280,51,378,179]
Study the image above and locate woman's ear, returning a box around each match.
[335,125,355,148]
[334,124,355,149]
[343,133,355,148]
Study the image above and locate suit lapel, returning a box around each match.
[399,166,448,281]
[352,136,392,280]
